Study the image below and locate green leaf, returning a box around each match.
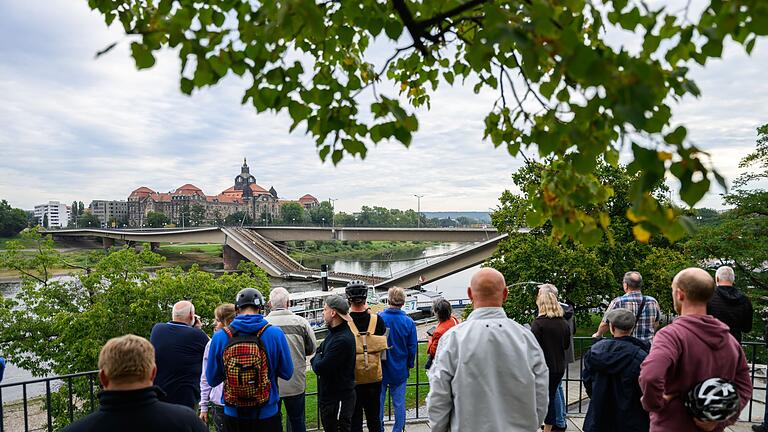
[384,19,403,40]
[130,42,155,69]
[180,78,194,95]
[680,178,710,207]
[664,126,687,145]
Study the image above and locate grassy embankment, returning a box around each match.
[288,240,436,261]
[0,239,224,280]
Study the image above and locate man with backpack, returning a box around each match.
[345,281,388,432]
[311,294,357,432]
[206,288,293,432]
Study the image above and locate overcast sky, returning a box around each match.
[1,1,766,213]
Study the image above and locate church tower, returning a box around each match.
[234,158,257,198]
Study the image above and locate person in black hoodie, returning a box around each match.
[582,308,650,432]
[311,294,357,432]
[62,335,207,432]
[707,265,753,342]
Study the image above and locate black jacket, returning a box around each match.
[530,316,570,379]
[707,285,753,342]
[61,386,207,432]
[311,321,356,403]
[582,336,650,432]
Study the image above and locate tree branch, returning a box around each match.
[391,0,429,55]
[418,0,489,29]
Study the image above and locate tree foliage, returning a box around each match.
[280,202,307,224]
[0,230,270,377]
[489,162,692,320]
[224,210,252,226]
[87,0,767,244]
[0,199,28,237]
[309,201,335,225]
[78,211,102,228]
[146,211,170,227]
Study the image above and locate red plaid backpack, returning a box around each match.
[222,324,272,408]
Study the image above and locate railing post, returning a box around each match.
[45,380,52,432]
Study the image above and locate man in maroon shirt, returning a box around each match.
[639,268,752,432]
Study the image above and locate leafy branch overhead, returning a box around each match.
[87,0,767,244]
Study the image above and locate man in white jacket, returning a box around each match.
[426,268,549,432]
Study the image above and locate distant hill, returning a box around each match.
[423,211,491,223]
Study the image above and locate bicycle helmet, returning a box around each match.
[345,280,368,301]
[235,288,265,309]
[684,377,740,421]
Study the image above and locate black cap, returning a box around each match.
[235,288,265,310]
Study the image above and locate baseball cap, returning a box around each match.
[605,308,635,331]
[325,294,352,322]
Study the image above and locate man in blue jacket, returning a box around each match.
[0,356,6,382]
[378,287,417,432]
[582,308,650,432]
[206,288,293,432]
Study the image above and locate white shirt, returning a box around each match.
[427,307,549,432]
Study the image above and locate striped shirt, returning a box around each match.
[604,291,660,342]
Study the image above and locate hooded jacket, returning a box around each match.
[561,303,576,364]
[582,336,650,432]
[310,320,356,403]
[707,285,753,342]
[639,315,752,432]
[206,314,293,419]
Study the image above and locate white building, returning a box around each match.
[34,201,71,228]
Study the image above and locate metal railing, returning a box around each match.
[2,338,767,431]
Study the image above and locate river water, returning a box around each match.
[0,242,479,401]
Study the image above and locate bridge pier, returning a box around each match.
[102,237,114,249]
[223,244,246,271]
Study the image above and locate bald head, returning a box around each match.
[469,268,507,308]
[172,301,195,325]
[672,268,715,304]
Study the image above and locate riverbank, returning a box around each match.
[0,246,222,283]
[287,240,436,261]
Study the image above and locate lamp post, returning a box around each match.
[328,197,338,228]
[322,217,325,227]
[414,194,424,228]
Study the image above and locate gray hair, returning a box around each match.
[537,283,558,297]
[172,301,194,320]
[715,266,735,284]
[623,271,643,290]
[388,287,406,307]
[269,287,290,309]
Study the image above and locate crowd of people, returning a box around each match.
[58,264,759,432]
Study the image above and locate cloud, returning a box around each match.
[0,0,765,214]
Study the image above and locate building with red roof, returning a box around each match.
[127,159,315,227]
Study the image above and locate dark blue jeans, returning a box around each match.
[282,393,306,432]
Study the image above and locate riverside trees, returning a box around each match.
[0,230,270,377]
[489,162,692,321]
[86,0,767,244]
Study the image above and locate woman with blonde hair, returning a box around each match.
[199,303,236,432]
[531,290,571,432]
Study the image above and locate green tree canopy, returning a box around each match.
[87,0,767,244]
[309,201,335,225]
[489,161,692,320]
[281,202,307,224]
[0,230,270,377]
[0,200,28,237]
[146,211,170,227]
[224,210,252,226]
[78,211,102,228]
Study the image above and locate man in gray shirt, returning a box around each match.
[266,287,317,432]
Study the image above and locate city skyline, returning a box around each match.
[1,0,767,213]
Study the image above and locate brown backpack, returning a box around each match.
[349,313,388,384]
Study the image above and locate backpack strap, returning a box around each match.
[633,296,647,332]
[223,326,236,338]
[366,313,378,334]
[256,324,270,338]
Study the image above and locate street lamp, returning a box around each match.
[322,217,326,227]
[328,197,338,228]
[414,194,424,228]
